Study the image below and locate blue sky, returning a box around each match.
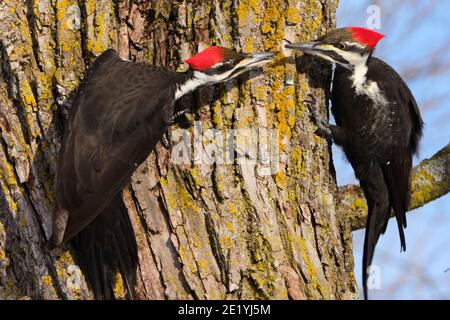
[336,1,450,299]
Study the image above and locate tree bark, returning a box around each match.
[0,0,361,300]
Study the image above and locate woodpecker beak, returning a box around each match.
[285,42,349,66]
[285,42,323,54]
[239,51,278,69]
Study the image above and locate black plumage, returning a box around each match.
[287,27,424,299]
[49,49,189,299]
[331,57,423,298]
[71,194,138,299]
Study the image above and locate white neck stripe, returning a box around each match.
[175,75,205,100]
[175,66,240,101]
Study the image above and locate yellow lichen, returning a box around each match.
[349,196,367,212]
[286,6,300,25]
[41,275,52,286]
[212,101,223,127]
[58,251,73,264]
[410,169,435,208]
[236,0,260,28]
[243,37,254,54]
[219,235,233,250]
[113,272,126,299]
[275,171,287,188]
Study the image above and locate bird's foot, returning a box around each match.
[304,94,332,139]
[169,108,190,124]
[162,108,192,149]
[161,131,171,149]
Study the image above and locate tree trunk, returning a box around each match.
[0,0,359,300]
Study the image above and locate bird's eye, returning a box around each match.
[338,43,346,49]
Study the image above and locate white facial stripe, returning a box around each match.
[332,47,368,66]
[196,68,236,84]
[175,58,271,100]
[211,61,226,69]
[311,51,338,65]
[343,41,365,50]
[310,44,368,69]
[175,75,206,100]
[175,69,237,100]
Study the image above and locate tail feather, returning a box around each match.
[362,198,390,300]
[361,154,412,299]
[71,193,138,299]
[382,153,412,251]
[360,162,392,300]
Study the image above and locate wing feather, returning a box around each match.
[53,49,177,244]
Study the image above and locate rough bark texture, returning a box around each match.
[340,143,450,231]
[0,0,361,300]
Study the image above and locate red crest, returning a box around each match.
[347,27,385,50]
[185,46,226,71]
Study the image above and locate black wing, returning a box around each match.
[71,193,138,299]
[332,57,423,299]
[369,57,424,154]
[362,58,423,298]
[53,49,176,244]
[369,57,423,243]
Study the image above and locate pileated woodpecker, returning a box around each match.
[286,27,423,299]
[48,46,276,299]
